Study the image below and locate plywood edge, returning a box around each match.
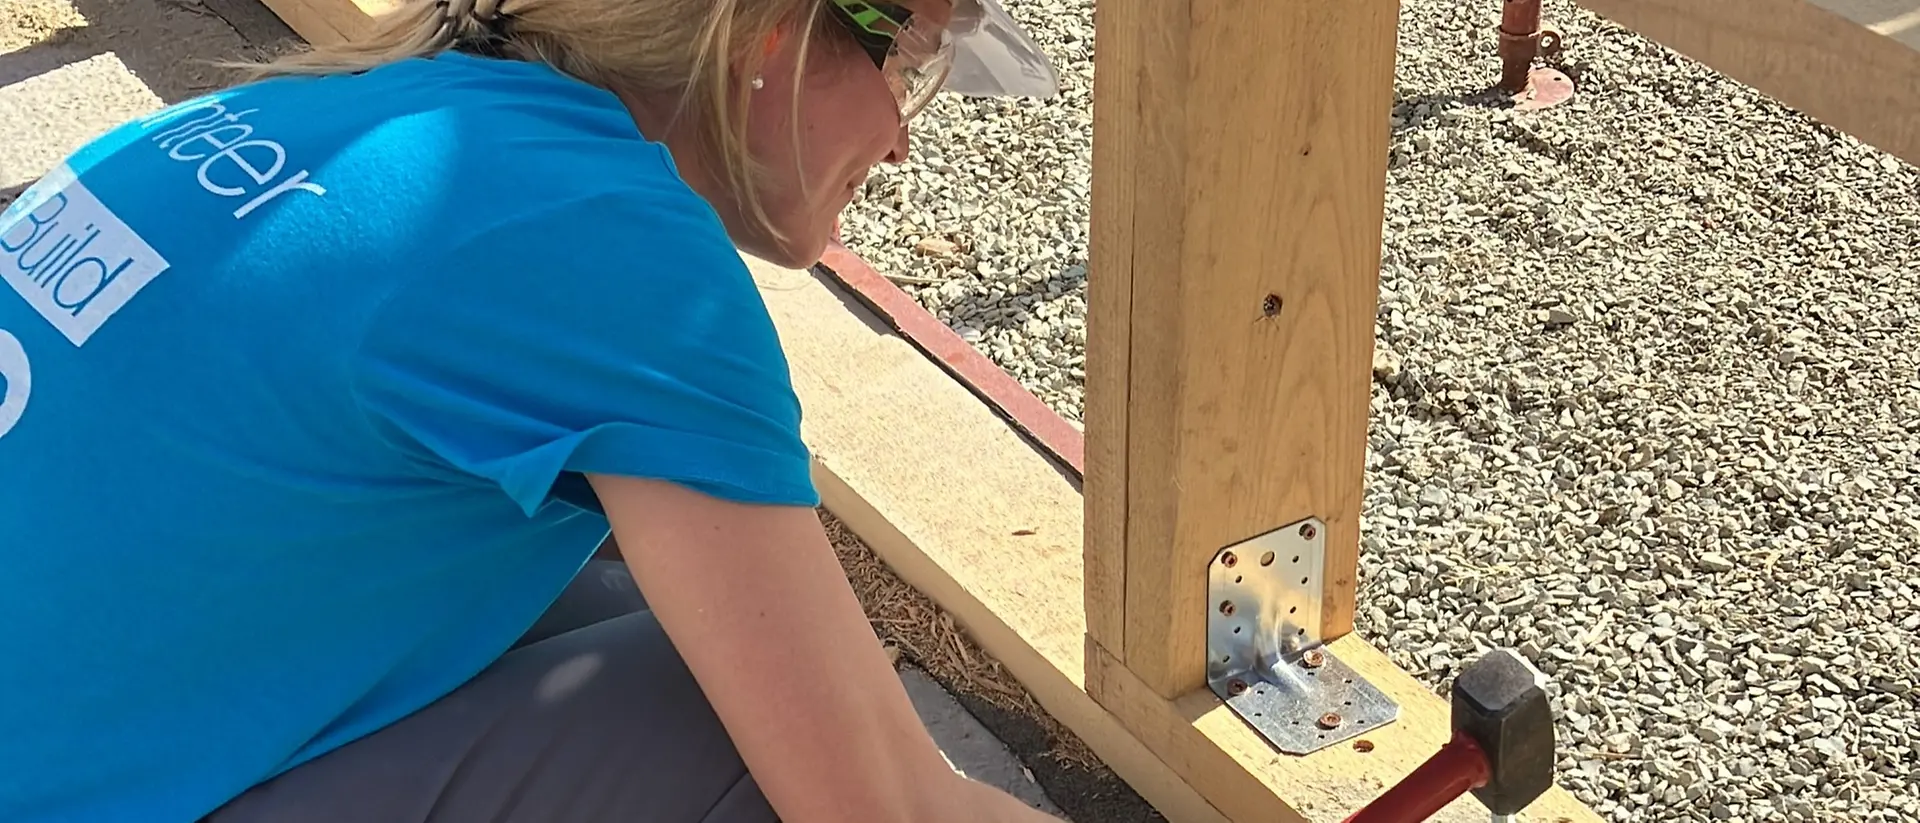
[812,466,1227,823]
[754,258,1225,823]
[749,256,1604,823]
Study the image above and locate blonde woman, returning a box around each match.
[0,1,1062,821]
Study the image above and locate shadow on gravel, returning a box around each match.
[0,182,27,211]
[0,26,109,91]
[1,0,299,104]
[1391,87,1521,128]
[1389,60,1591,133]
[68,0,292,103]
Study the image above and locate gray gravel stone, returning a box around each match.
[835,1,1920,820]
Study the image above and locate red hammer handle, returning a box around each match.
[1342,732,1493,823]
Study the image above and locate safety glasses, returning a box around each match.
[825,0,955,123]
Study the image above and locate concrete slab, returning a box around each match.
[0,0,280,195]
[901,666,1066,816]
[0,3,1069,817]
[0,54,158,191]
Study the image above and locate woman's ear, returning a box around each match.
[722,25,781,87]
[729,28,788,92]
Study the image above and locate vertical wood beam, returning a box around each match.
[1085,0,1400,700]
[1081,0,1174,663]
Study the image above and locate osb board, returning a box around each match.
[751,259,1603,823]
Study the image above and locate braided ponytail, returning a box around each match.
[241,0,535,76]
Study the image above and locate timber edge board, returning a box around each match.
[253,0,392,46]
[751,258,1605,823]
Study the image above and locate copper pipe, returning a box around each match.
[1498,0,1545,93]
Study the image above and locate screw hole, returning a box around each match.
[1233,627,1241,634]
[1262,294,1283,316]
[1289,606,1297,614]
[1234,575,1243,584]
[1297,628,1306,635]
[1345,679,1353,684]
[1300,577,1309,585]
[1292,555,1300,564]
[1344,700,1352,706]
[1260,551,1275,566]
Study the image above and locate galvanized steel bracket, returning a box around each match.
[1206,517,1400,755]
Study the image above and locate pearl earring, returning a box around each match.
[751,76,765,90]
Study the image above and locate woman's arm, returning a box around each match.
[586,473,1066,823]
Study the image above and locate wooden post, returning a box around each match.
[1084,0,1401,701]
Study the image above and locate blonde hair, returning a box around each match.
[244,0,834,243]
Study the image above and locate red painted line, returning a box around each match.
[813,241,1086,480]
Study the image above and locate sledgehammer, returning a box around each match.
[1343,648,1556,823]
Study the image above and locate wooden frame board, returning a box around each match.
[1083,0,1399,702]
[229,0,1920,818]
[753,258,1601,823]
[253,0,390,46]
[1577,0,1920,166]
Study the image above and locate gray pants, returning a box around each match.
[202,561,777,823]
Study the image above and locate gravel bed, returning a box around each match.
[837,0,1920,821]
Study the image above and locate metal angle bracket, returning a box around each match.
[1206,517,1400,755]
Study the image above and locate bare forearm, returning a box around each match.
[593,475,1049,823]
[683,578,954,823]
[710,605,1069,823]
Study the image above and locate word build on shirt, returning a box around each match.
[0,94,330,440]
[1,165,169,347]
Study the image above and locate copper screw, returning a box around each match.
[1222,551,1239,568]
[1219,600,1236,616]
[1317,712,1343,730]
[1302,649,1327,668]
[1228,679,1249,696]
[1299,523,1318,540]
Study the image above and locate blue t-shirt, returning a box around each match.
[0,52,819,822]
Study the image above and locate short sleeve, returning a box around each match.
[351,188,818,516]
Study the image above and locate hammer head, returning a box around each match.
[1451,648,1556,815]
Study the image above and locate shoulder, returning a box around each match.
[189,52,739,288]
[149,52,684,212]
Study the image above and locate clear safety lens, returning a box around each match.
[889,28,954,121]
